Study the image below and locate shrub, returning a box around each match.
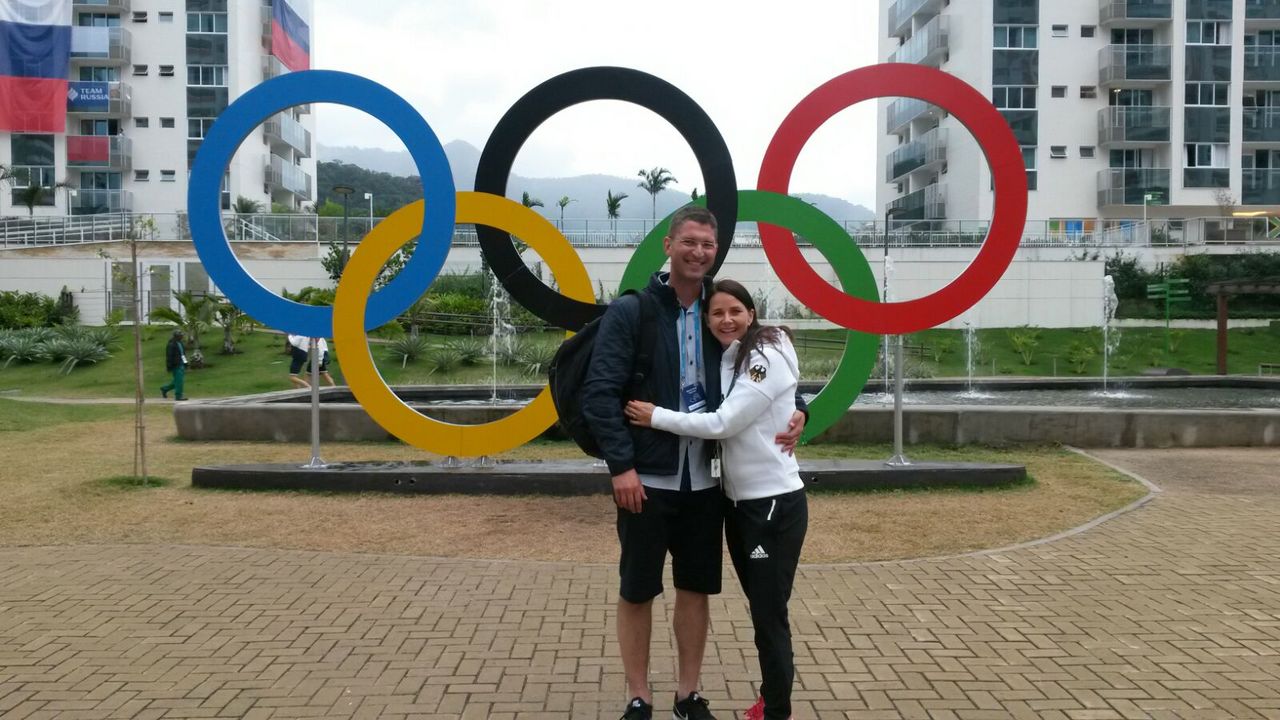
[445,337,487,366]
[44,335,110,374]
[1006,326,1042,366]
[427,294,489,335]
[1065,341,1096,374]
[507,338,557,376]
[0,332,48,367]
[388,335,431,368]
[0,290,73,329]
[427,346,463,374]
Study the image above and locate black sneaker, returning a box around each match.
[620,697,653,720]
[672,691,715,720]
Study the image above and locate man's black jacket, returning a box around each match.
[582,272,807,478]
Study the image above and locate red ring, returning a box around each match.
[757,64,1028,335]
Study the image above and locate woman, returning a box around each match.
[625,279,805,720]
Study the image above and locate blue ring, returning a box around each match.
[188,70,455,336]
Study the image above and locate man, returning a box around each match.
[287,333,311,388]
[160,329,188,401]
[583,205,806,720]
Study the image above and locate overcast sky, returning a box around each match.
[310,0,882,208]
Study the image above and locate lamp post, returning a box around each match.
[364,191,373,234]
[331,184,354,273]
[883,205,910,468]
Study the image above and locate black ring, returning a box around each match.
[474,66,738,331]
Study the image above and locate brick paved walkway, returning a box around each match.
[1,448,1278,719]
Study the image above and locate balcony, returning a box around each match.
[266,155,313,200]
[1243,168,1280,204]
[1244,107,1280,142]
[887,0,944,39]
[263,55,290,80]
[1097,167,1170,206]
[1184,167,1229,187]
[73,0,130,9]
[1246,0,1280,23]
[261,4,272,47]
[1099,0,1172,25]
[1098,106,1170,145]
[66,135,132,171]
[886,97,941,135]
[70,26,131,65]
[72,189,132,215]
[1245,45,1280,83]
[264,113,312,158]
[886,128,947,183]
[888,14,949,67]
[1099,44,1171,87]
[887,183,946,222]
[67,81,131,117]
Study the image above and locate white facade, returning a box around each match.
[878,0,1280,232]
[0,0,316,219]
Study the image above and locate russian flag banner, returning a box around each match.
[0,0,72,133]
[271,0,310,72]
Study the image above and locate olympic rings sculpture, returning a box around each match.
[188,63,1027,457]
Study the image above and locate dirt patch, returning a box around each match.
[0,407,1147,564]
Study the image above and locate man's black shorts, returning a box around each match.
[616,486,723,603]
[288,346,308,374]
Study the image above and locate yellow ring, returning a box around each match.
[332,191,594,457]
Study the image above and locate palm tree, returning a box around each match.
[691,187,700,201]
[637,167,677,220]
[556,195,575,228]
[149,290,215,367]
[521,191,544,209]
[233,195,262,215]
[606,190,628,238]
[211,295,255,354]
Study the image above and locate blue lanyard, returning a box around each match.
[678,299,701,386]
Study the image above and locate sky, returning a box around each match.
[310,0,882,208]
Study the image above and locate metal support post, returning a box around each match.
[302,337,327,468]
[886,334,911,467]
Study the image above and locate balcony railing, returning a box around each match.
[263,55,290,80]
[66,81,131,117]
[1245,45,1280,82]
[66,135,132,171]
[887,97,933,135]
[887,0,944,38]
[1243,168,1280,203]
[264,113,312,158]
[1183,167,1230,187]
[70,26,131,65]
[886,127,947,182]
[1098,106,1171,144]
[1244,106,1280,142]
[72,189,133,215]
[1097,167,1170,206]
[1246,0,1280,19]
[888,14,949,66]
[1098,44,1172,86]
[1099,0,1173,24]
[73,0,130,9]
[887,183,946,221]
[265,155,313,200]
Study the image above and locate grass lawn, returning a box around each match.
[0,399,1148,563]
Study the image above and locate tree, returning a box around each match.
[149,290,215,368]
[606,190,628,219]
[233,195,263,214]
[556,195,575,227]
[637,167,677,219]
[521,191,544,209]
[691,187,700,201]
[211,296,254,354]
[12,179,68,216]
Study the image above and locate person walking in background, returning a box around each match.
[310,336,336,387]
[287,333,311,388]
[160,329,188,401]
[626,279,808,720]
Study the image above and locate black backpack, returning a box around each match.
[548,290,658,458]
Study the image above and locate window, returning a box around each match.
[1082,25,1096,38]
[9,135,55,203]
[160,117,175,128]
[1080,146,1096,159]
[1051,85,1067,98]
[1050,145,1068,158]
[186,12,228,33]
[131,11,146,22]
[161,170,177,182]
[78,66,119,82]
[186,65,228,87]
[134,170,150,181]
[132,65,147,76]
[135,117,149,128]
[1187,20,1227,45]
[993,85,1036,109]
[159,11,173,22]
[80,119,118,135]
[1112,28,1154,44]
[994,25,1037,49]
[1080,86,1097,99]
[1185,143,1227,167]
[77,13,121,27]
[1023,146,1038,191]
[1051,24,1068,37]
[187,117,215,139]
[159,65,175,77]
[1186,82,1229,106]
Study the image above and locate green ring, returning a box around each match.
[621,189,879,443]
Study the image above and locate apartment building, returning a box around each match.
[0,0,315,219]
[878,0,1280,236]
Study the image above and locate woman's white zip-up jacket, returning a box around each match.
[648,335,803,502]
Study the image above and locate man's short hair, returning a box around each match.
[668,204,718,237]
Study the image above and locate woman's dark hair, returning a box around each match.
[705,279,792,376]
